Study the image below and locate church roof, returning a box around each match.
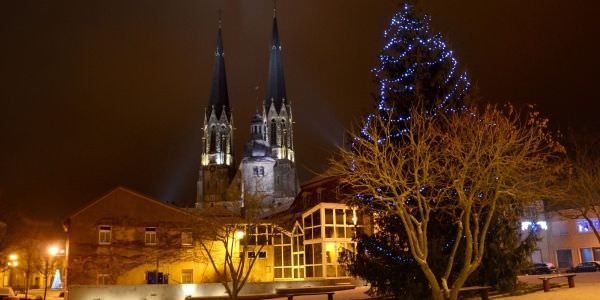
[265,14,288,114]
[207,20,230,120]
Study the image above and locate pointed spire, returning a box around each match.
[265,2,287,114]
[254,85,260,114]
[208,12,230,120]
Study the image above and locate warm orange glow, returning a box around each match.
[235,230,245,240]
[8,254,18,261]
[48,245,59,256]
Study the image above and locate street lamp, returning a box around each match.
[235,230,245,240]
[43,246,60,300]
[3,254,18,287]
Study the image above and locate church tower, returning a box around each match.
[196,18,235,209]
[235,7,298,216]
[265,10,295,162]
[265,8,298,200]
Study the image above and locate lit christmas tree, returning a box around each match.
[344,4,539,298]
[361,2,470,142]
[345,3,471,298]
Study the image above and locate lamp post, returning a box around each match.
[43,246,59,300]
[2,254,18,288]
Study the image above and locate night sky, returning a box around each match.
[1,0,599,221]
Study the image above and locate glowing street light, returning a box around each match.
[48,246,59,256]
[235,230,245,240]
[8,254,18,261]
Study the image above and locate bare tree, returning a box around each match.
[336,105,564,300]
[195,190,277,300]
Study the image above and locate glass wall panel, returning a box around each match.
[325,209,334,224]
[313,211,321,226]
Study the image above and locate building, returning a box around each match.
[195,10,298,215]
[522,209,600,269]
[63,10,361,299]
[65,187,207,286]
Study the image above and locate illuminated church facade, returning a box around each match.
[195,11,298,215]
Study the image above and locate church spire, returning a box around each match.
[265,4,287,114]
[208,13,230,120]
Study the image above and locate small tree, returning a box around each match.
[195,191,276,300]
[337,105,564,300]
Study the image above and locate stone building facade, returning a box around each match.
[195,11,298,215]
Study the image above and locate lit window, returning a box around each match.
[145,227,158,245]
[99,225,112,245]
[536,221,548,230]
[521,221,547,231]
[181,269,193,284]
[576,219,600,233]
[181,231,193,246]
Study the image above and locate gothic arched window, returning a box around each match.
[281,120,287,147]
[209,128,216,153]
[270,119,277,146]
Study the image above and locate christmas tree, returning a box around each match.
[361,2,470,142]
[344,4,540,298]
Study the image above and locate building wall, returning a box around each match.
[67,188,216,286]
[523,212,600,270]
[240,157,276,200]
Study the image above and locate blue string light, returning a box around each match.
[360,3,471,143]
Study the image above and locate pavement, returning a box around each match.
[269,273,600,300]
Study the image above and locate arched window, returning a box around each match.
[281,120,287,147]
[221,133,228,153]
[271,119,277,146]
[209,129,216,153]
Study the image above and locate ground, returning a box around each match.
[268,273,600,300]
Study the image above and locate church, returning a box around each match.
[195,9,298,216]
[64,9,360,298]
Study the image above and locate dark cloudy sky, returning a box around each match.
[1,0,599,221]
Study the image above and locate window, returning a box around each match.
[580,248,594,262]
[273,228,295,279]
[552,221,569,236]
[181,231,193,246]
[576,219,600,233]
[99,225,112,245]
[245,224,271,245]
[304,243,323,278]
[531,249,542,264]
[181,269,193,284]
[97,274,110,285]
[271,120,277,146]
[521,221,547,232]
[145,227,157,245]
[556,249,573,269]
[253,166,265,177]
[209,129,216,152]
